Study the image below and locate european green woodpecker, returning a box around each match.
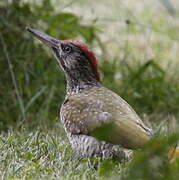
[27,27,153,160]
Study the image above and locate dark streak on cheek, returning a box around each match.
[60,59,65,67]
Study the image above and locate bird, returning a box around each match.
[27,27,153,161]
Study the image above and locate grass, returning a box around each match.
[0,125,179,180]
[0,129,123,180]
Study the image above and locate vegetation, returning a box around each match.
[0,0,178,179]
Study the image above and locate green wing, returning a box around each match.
[61,86,152,149]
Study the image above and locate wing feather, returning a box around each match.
[61,86,152,149]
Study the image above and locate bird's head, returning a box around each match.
[27,28,100,94]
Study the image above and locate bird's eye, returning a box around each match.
[62,45,72,53]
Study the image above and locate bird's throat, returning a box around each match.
[65,72,100,95]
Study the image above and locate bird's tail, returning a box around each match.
[112,119,151,149]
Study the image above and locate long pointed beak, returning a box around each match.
[26,27,60,49]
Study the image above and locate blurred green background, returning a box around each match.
[0,0,179,179]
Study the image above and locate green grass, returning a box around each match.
[1,127,179,180]
[0,129,123,179]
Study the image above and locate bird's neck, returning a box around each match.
[65,70,101,95]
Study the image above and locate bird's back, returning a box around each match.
[61,86,152,149]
